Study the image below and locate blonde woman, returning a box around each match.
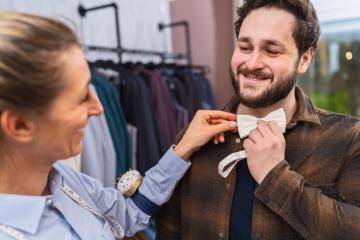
[0,12,237,240]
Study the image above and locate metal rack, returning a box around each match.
[158,21,192,66]
[78,2,210,74]
[78,3,186,63]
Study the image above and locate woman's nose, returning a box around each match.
[88,89,104,116]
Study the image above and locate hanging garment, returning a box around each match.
[81,85,117,187]
[160,68,190,131]
[192,72,217,109]
[135,66,178,148]
[127,124,138,169]
[118,67,163,174]
[173,69,203,119]
[91,70,131,176]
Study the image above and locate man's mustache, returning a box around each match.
[237,67,274,80]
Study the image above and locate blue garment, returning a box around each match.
[91,71,131,176]
[81,85,117,187]
[0,147,190,240]
[229,159,256,240]
[118,68,164,174]
[192,72,217,110]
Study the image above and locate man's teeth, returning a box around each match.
[248,74,258,79]
[246,74,267,80]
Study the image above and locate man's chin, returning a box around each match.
[237,89,272,109]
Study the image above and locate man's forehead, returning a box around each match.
[238,37,286,48]
[241,7,297,32]
[238,8,297,46]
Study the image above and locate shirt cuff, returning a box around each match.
[156,145,191,180]
[136,146,191,209]
[254,160,303,212]
[130,190,161,216]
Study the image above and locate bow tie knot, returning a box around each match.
[237,108,287,139]
[218,108,287,178]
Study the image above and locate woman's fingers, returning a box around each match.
[199,110,237,121]
[175,110,237,159]
[209,121,237,137]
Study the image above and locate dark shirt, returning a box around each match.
[229,159,256,240]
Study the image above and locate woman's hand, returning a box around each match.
[174,110,237,159]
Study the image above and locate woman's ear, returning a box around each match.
[298,47,315,74]
[0,110,35,143]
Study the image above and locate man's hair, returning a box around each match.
[234,0,320,55]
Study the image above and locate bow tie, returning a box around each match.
[218,108,287,178]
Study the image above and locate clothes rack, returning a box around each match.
[158,21,212,74]
[78,3,187,63]
[158,21,192,66]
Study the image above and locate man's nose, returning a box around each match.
[246,51,265,71]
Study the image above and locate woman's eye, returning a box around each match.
[82,90,91,102]
[83,94,90,102]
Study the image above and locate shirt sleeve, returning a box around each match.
[66,146,190,237]
[136,146,191,205]
[255,145,360,240]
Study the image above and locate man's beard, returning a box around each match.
[230,66,298,108]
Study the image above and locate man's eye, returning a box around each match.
[266,49,280,56]
[239,46,252,52]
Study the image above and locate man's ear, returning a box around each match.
[297,47,315,74]
[0,110,36,143]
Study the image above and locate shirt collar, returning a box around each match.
[0,166,63,234]
[288,87,321,128]
[223,86,321,128]
[48,164,64,194]
[0,194,47,234]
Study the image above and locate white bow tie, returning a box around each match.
[218,108,287,178]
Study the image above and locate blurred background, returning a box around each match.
[302,0,360,116]
[1,0,358,114]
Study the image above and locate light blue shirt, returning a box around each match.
[0,147,190,240]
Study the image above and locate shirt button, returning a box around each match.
[46,199,53,206]
[226,183,231,189]
[235,138,241,143]
[217,232,224,238]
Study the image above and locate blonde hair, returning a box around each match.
[0,11,80,114]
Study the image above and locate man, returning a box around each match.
[156,0,360,239]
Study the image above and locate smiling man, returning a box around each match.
[157,0,360,239]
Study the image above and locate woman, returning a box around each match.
[0,12,237,240]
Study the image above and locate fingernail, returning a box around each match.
[230,121,237,128]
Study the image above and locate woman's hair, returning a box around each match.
[0,11,80,114]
